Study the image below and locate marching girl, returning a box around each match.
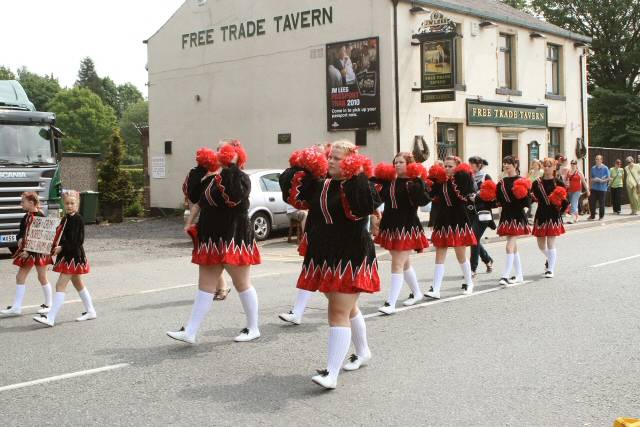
[0,192,53,318]
[33,191,96,326]
[468,156,495,278]
[167,141,262,344]
[280,141,381,389]
[531,158,569,278]
[373,152,430,314]
[424,156,477,299]
[495,156,531,286]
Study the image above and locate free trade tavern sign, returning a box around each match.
[466,100,548,129]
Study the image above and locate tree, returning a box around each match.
[0,66,16,80]
[117,83,143,116]
[75,57,102,94]
[501,0,529,10]
[17,67,61,111]
[46,88,117,153]
[589,88,640,148]
[99,76,120,116]
[119,100,148,164]
[98,129,134,221]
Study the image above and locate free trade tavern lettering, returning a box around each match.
[471,107,545,121]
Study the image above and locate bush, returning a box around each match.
[125,191,144,217]
[123,167,143,190]
[98,129,134,222]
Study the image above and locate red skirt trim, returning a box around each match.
[192,238,261,266]
[53,260,90,275]
[13,253,53,268]
[497,220,531,236]
[375,227,429,252]
[297,259,380,294]
[297,232,308,256]
[431,224,477,248]
[532,220,565,237]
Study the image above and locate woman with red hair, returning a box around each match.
[424,156,477,300]
[280,140,381,389]
[531,158,569,278]
[373,152,430,314]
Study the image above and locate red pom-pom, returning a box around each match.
[218,144,237,166]
[362,157,373,178]
[479,180,497,202]
[374,163,396,181]
[289,147,328,178]
[406,163,428,180]
[549,186,568,207]
[428,164,447,184]
[289,149,303,167]
[195,147,218,172]
[512,178,530,199]
[341,154,371,180]
[454,162,473,176]
[424,178,434,189]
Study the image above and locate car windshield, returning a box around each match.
[0,124,55,165]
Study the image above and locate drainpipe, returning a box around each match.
[579,52,586,174]
[392,0,401,153]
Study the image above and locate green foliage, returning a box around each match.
[119,100,148,164]
[124,191,144,217]
[0,65,16,80]
[17,67,61,111]
[117,83,143,116]
[589,88,640,148]
[99,76,120,116]
[123,167,144,189]
[500,0,529,10]
[75,57,102,95]
[98,129,134,206]
[47,87,117,153]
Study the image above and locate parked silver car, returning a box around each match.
[246,169,288,241]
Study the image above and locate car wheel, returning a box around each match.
[251,212,272,241]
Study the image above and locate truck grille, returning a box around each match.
[0,181,43,230]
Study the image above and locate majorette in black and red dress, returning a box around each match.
[531,177,569,237]
[280,161,382,294]
[372,163,430,252]
[12,211,53,268]
[427,164,478,247]
[189,164,261,266]
[496,176,531,236]
[52,213,90,274]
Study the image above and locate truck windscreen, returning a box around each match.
[0,124,55,165]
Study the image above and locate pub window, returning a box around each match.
[548,128,562,158]
[436,123,459,160]
[546,44,562,95]
[498,33,515,89]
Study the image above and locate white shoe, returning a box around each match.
[343,353,371,371]
[166,327,196,344]
[0,306,21,317]
[510,276,524,285]
[425,287,440,299]
[33,315,54,327]
[234,328,260,342]
[377,302,396,315]
[544,271,554,278]
[76,311,97,322]
[278,311,301,325]
[499,277,513,286]
[402,293,423,306]
[311,370,337,390]
[37,304,50,315]
[462,283,474,295]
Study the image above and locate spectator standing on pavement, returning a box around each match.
[609,159,624,214]
[468,156,494,277]
[588,155,610,221]
[566,160,589,223]
[372,152,430,315]
[555,155,569,185]
[526,160,543,220]
[624,156,640,215]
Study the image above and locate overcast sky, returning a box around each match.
[2,0,185,97]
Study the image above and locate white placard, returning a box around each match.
[151,156,166,179]
[24,216,61,255]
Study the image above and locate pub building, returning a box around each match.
[145,0,591,210]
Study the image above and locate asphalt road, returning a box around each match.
[0,218,639,426]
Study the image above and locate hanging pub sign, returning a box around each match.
[326,37,381,131]
[413,11,458,92]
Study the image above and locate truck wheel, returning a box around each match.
[251,212,271,241]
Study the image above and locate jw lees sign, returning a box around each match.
[466,100,548,129]
[181,7,333,48]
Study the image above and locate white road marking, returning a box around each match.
[590,254,640,268]
[0,363,130,393]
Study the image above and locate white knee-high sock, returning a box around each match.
[513,253,524,281]
[11,284,26,311]
[47,292,66,323]
[547,248,557,272]
[292,289,312,319]
[460,261,474,286]
[326,326,351,381]
[238,287,259,332]
[78,288,95,314]
[350,312,370,358]
[403,267,422,296]
[502,254,515,279]
[431,264,445,293]
[185,290,214,338]
[41,283,52,307]
[387,273,404,307]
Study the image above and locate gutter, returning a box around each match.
[392,0,401,153]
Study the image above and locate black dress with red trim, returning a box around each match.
[373,177,430,252]
[280,167,382,294]
[182,165,207,204]
[53,213,90,275]
[531,178,568,237]
[428,170,477,247]
[190,164,261,266]
[496,176,531,236]
[12,212,53,268]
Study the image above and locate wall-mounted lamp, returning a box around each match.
[194,94,201,102]
[529,32,546,39]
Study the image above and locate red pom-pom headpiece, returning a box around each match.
[289,147,329,178]
[218,140,247,168]
[479,179,497,202]
[195,147,218,172]
[406,162,428,180]
[374,163,396,181]
[454,163,473,176]
[428,164,447,184]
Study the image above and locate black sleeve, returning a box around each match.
[61,215,85,252]
[279,167,316,209]
[341,173,382,219]
[185,166,207,204]
[203,165,250,208]
[406,178,431,207]
[453,171,476,201]
[16,214,27,241]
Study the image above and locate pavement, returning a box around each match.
[0,209,639,426]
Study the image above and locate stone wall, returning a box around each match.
[61,153,100,192]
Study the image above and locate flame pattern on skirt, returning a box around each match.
[297,258,380,294]
[192,237,261,266]
[532,219,565,237]
[53,259,90,275]
[497,219,531,236]
[430,224,477,247]
[375,226,429,252]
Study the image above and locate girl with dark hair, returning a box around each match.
[468,156,494,277]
